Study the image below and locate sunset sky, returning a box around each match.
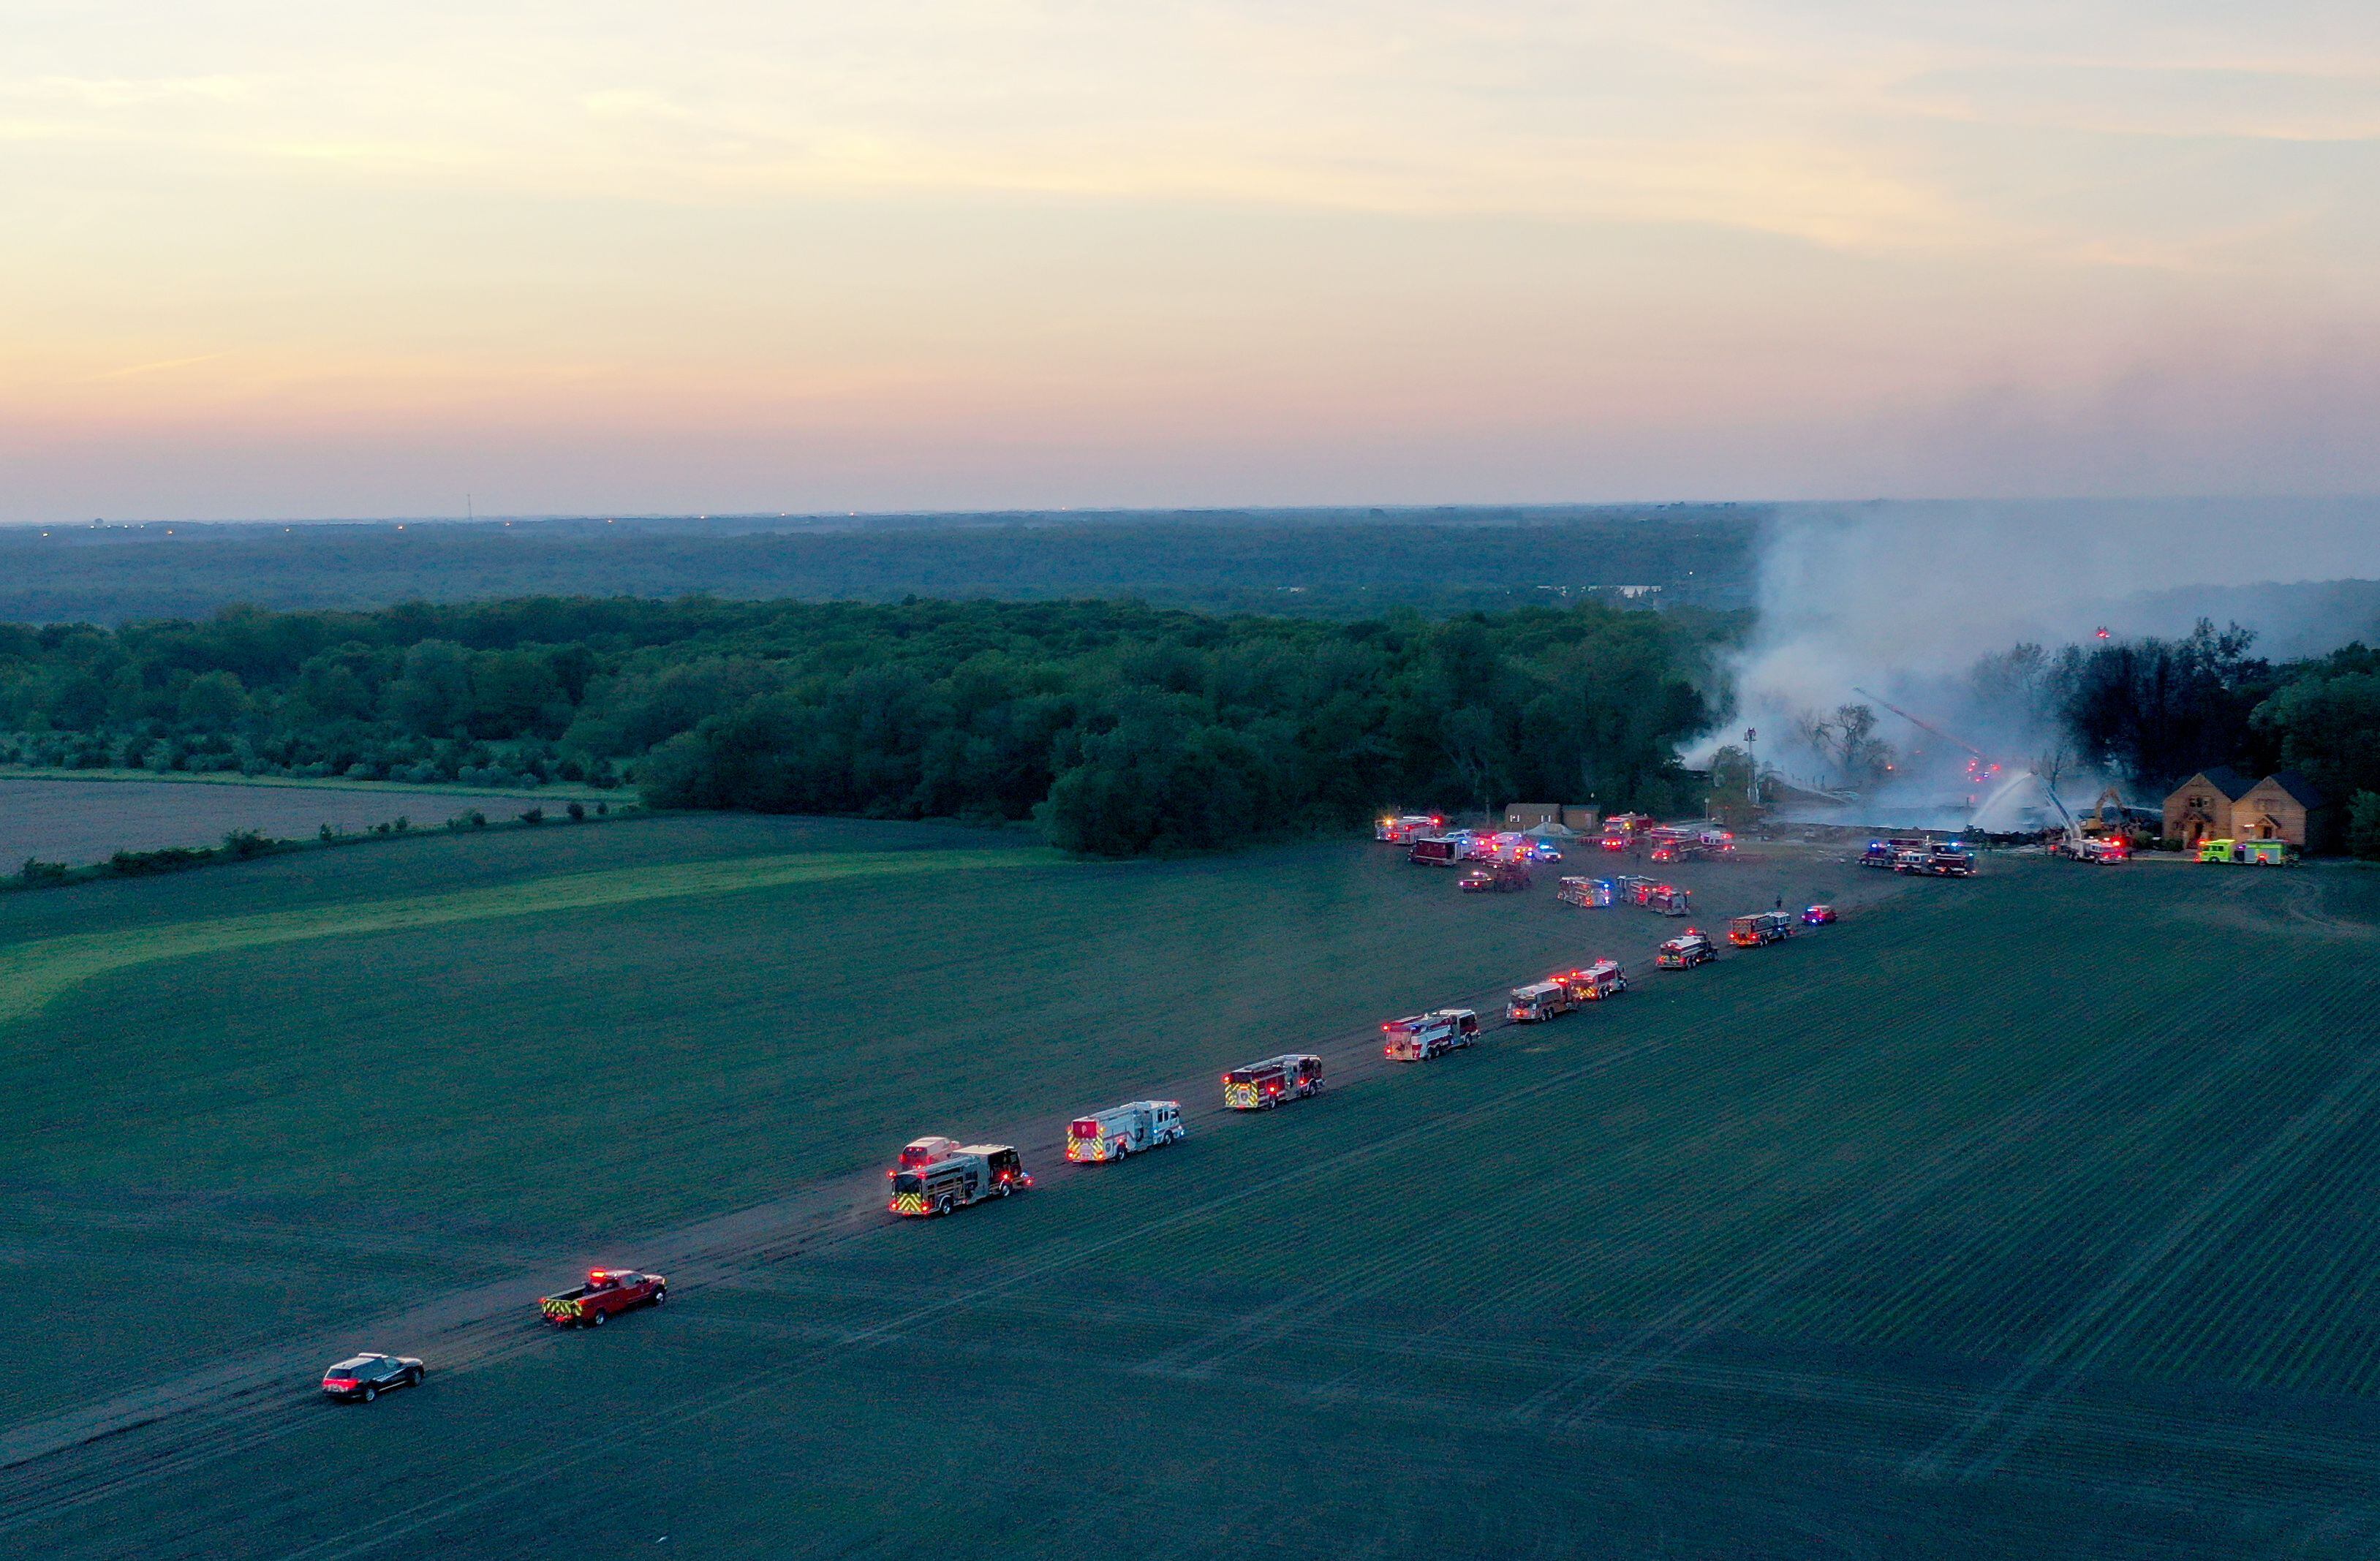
[4,1,2376,519]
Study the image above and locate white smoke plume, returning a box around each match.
[1699,497,2380,828]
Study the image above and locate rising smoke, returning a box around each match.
[1699,497,2380,828]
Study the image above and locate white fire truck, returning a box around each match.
[1066,1100,1186,1163]
[1224,1054,1325,1109]
[888,1144,1032,1216]
[1558,959,1628,1000]
[1507,981,1576,1022]
[1375,813,1443,843]
[1383,1008,1481,1059]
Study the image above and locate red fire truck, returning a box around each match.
[1408,834,1467,866]
[1224,1054,1325,1108]
[1601,813,1654,851]
[888,1144,1032,1215]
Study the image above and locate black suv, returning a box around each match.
[320,1353,425,1402]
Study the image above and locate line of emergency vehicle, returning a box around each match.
[1506,960,1628,1021]
[321,836,1856,1402]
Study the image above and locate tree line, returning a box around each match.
[0,596,1724,855]
[1984,621,2380,855]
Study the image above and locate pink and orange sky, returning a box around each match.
[4,1,2377,520]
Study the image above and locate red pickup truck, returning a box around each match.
[539,1268,667,1328]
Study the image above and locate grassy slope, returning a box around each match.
[8,831,2380,1557]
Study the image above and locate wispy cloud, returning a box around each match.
[80,354,227,382]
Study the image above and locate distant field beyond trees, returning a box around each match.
[0,595,1728,856]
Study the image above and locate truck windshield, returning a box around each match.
[1069,1121,1101,1138]
[891,1173,923,1195]
[1225,1071,1255,1084]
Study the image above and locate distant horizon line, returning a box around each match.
[6,494,2379,532]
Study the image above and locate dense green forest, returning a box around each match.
[0,509,1759,625]
[0,597,1725,854]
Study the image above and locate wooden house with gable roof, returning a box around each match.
[2164,768,2325,848]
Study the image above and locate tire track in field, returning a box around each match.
[1802,971,2336,1360]
[1503,980,2192,1432]
[1886,967,2357,1394]
[46,861,2322,1551]
[1230,975,1940,1396]
[883,1272,2380,1494]
[1908,1028,2380,1484]
[0,875,1815,1536]
[10,849,1894,1527]
[1869,962,2372,1409]
[2067,972,2380,1396]
[1552,866,2313,1380]
[257,880,1905,1561]
[1090,882,1910,1379]
[1451,915,2085,1341]
[258,1037,1741,1561]
[679,1285,2365,1551]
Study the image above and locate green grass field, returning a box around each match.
[4,821,2378,1557]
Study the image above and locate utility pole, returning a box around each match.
[1745,727,1759,806]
